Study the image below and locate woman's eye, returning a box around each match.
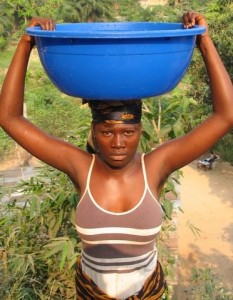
[102,131,112,136]
[125,131,134,136]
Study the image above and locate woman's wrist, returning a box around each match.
[18,34,35,51]
[197,34,212,51]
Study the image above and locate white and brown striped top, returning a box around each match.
[76,154,163,298]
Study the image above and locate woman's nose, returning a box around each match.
[112,134,125,148]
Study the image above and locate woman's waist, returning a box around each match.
[81,247,157,274]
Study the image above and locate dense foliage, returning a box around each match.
[56,0,116,23]
[0,169,79,299]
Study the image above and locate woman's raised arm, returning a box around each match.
[147,12,233,184]
[183,12,233,122]
[0,18,90,178]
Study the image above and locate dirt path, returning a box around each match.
[175,160,233,298]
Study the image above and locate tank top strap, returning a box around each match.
[86,154,95,188]
[141,153,149,189]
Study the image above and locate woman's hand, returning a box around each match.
[21,17,55,48]
[182,11,209,46]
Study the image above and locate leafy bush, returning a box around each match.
[187,268,233,300]
[141,87,197,151]
[0,168,79,299]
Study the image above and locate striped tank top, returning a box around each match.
[75,154,163,299]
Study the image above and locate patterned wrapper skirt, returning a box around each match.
[75,257,166,300]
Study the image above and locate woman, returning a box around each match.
[0,12,232,300]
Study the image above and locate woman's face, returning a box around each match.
[93,122,141,169]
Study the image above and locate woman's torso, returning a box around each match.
[75,153,163,299]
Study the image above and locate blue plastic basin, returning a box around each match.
[26,22,205,100]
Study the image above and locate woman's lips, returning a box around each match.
[110,154,127,160]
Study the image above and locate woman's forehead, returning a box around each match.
[94,122,141,129]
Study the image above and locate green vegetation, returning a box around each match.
[186,268,233,299]
[0,0,233,299]
[56,0,115,22]
[24,64,91,144]
[0,169,79,299]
